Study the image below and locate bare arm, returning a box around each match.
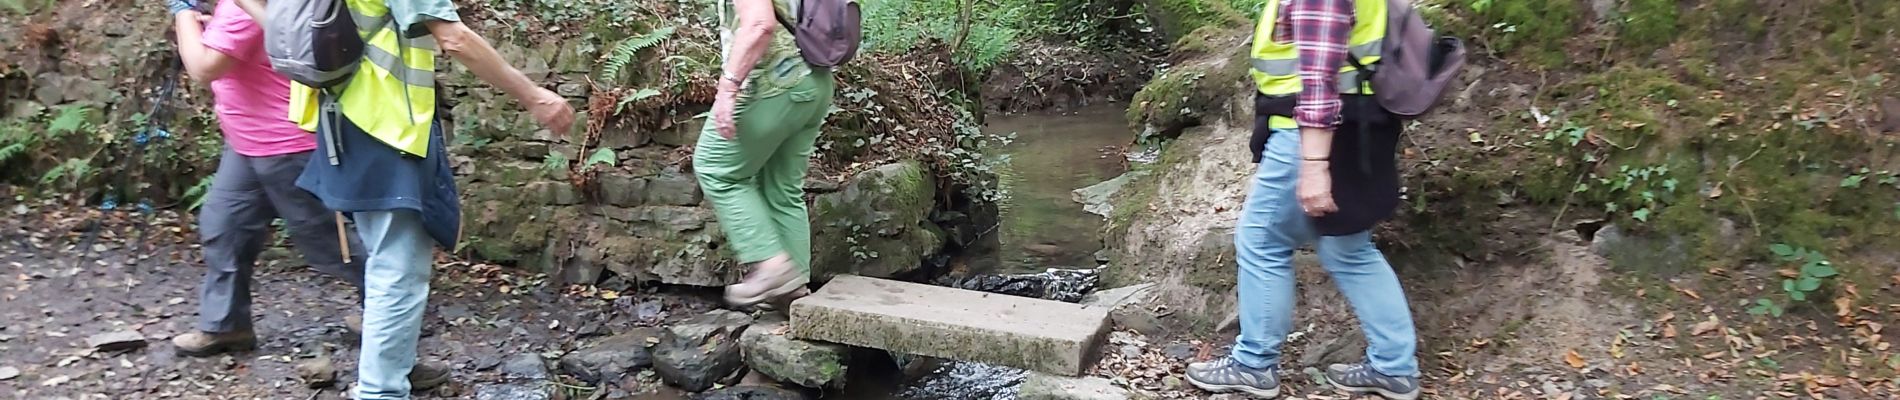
[233,0,265,22]
[173,11,240,82]
[718,0,779,94]
[425,20,573,135]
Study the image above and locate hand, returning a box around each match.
[1296,161,1337,217]
[166,0,195,14]
[711,91,738,140]
[525,88,575,139]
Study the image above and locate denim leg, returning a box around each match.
[1316,231,1420,377]
[351,210,433,400]
[1230,128,1315,369]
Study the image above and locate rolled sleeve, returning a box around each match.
[385,0,461,38]
[1290,0,1354,129]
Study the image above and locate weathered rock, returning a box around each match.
[1160,342,1196,361]
[501,353,551,381]
[654,311,754,391]
[644,174,704,206]
[599,174,649,207]
[810,161,946,280]
[690,385,805,400]
[789,275,1109,376]
[739,314,850,389]
[474,382,551,400]
[1019,372,1130,400]
[529,181,581,206]
[87,330,145,352]
[559,327,662,383]
[592,236,735,287]
[0,366,19,381]
[1072,170,1150,218]
[295,355,336,388]
[1081,283,1156,309]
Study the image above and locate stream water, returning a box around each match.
[838,106,1134,399]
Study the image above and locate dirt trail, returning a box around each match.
[0,205,713,399]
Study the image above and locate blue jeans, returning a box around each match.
[1229,128,1419,377]
[352,210,432,399]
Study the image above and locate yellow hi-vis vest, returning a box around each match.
[287,0,439,157]
[1250,0,1387,129]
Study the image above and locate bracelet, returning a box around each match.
[1301,156,1329,161]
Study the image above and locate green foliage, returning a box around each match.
[541,149,569,176]
[584,148,617,168]
[614,88,663,114]
[1619,0,1679,50]
[1465,0,1578,66]
[600,26,676,82]
[182,174,215,211]
[860,0,1037,72]
[1752,244,1837,317]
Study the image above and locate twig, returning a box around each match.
[1547,153,1605,235]
[306,387,324,400]
[547,380,597,391]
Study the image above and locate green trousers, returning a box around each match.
[693,71,835,276]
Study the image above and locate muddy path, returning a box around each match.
[0,205,716,399]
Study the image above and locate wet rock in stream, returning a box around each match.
[692,385,806,400]
[1019,372,1130,400]
[653,310,753,391]
[944,267,1101,303]
[739,314,850,389]
[560,327,662,383]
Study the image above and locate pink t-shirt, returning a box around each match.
[200,0,315,157]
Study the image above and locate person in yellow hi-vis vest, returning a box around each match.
[238,0,574,398]
[1186,1,1421,399]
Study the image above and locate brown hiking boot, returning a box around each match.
[172,330,258,357]
[409,360,452,391]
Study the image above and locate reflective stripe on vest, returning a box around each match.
[289,0,438,157]
[1248,0,1387,97]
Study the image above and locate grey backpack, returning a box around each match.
[776,0,862,68]
[1349,0,1467,117]
[264,0,365,89]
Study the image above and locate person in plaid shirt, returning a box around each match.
[1185,0,1423,398]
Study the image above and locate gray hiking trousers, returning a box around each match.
[197,147,366,333]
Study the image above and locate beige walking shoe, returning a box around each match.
[172,330,258,357]
[724,256,810,307]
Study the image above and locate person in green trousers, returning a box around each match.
[695,0,836,307]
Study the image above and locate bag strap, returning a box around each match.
[773,0,799,35]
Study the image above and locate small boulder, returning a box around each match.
[474,382,552,400]
[295,355,337,388]
[501,353,550,381]
[691,385,805,400]
[1019,372,1130,400]
[559,327,662,383]
[0,366,20,381]
[739,314,850,389]
[654,310,754,391]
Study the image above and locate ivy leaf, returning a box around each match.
[1795,277,1822,292]
[1841,175,1866,188]
[1769,243,1796,258]
[1803,263,1838,278]
[1782,279,1796,293]
[585,148,618,167]
[1632,208,1651,222]
[1790,290,1807,302]
[1661,178,1678,192]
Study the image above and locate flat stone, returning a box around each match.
[1080,284,1156,309]
[643,174,703,206]
[1071,170,1150,218]
[599,175,648,207]
[690,385,804,400]
[0,366,19,380]
[559,328,662,383]
[789,275,1109,376]
[739,314,850,389]
[86,330,145,352]
[1019,372,1129,400]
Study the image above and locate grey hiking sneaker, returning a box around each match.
[1325,363,1420,400]
[1184,357,1280,397]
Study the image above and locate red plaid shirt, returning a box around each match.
[1272,0,1355,128]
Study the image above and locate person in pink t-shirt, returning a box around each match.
[166,0,369,356]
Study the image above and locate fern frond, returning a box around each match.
[184,174,215,211]
[47,105,92,137]
[0,143,26,165]
[600,26,678,81]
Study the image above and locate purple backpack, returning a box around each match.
[777,0,862,68]
[1351,0,1468,117]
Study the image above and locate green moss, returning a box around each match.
[1147,0,1247,41]
[1618,0,1679,51]
[1125,69,1206,132]
[1472,0,1579,67]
